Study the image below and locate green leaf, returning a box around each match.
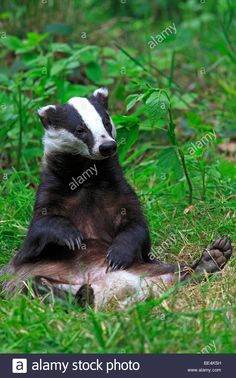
[26,32,48,45]
[72,46,99,64]
[117,125,139,163]
[51,43,72,54]
[126,94,144,111]
[113,115,139,128]
[85,62,103,83]
[0,11,11,20]
[145,91,169,125]
[50,59,67,76]
[1,36,24,50]
[157,147,183,180]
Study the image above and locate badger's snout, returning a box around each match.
[99,141,117,157]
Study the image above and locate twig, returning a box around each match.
[178,148,193,205]
[16,84,23,170]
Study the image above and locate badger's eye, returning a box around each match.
[75,125,86,135]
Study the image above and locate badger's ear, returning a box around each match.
[37,105,57,129]
[93,87,109,109]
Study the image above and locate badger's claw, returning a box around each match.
[106,246,135,272]
[75,237,81,249]
[60,233,82,251]
[69,238,75,251]
[64,239,71,250]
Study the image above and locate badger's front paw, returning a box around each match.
[55,226,82,251]
[106,246,135,272]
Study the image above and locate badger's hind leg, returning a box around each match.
[31,278,95,307]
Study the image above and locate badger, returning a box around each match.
[1,88,233,308]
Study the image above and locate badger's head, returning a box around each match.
[38,88,117,160]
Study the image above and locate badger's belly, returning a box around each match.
[77,216,113,242]
[28,262,174,309]
[66,190,123,243]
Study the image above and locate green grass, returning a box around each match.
[0,164,235,354]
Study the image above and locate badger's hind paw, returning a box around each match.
[195,236,233,274]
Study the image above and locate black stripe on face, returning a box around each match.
[89,97,113,136]
[48,104,95,152]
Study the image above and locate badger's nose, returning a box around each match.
[99,141,117,157]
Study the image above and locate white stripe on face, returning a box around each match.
[43,128,90,157]
[68,97,116,156]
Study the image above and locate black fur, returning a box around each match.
[14,96,151,270]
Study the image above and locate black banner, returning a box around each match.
[0,354,235,377]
